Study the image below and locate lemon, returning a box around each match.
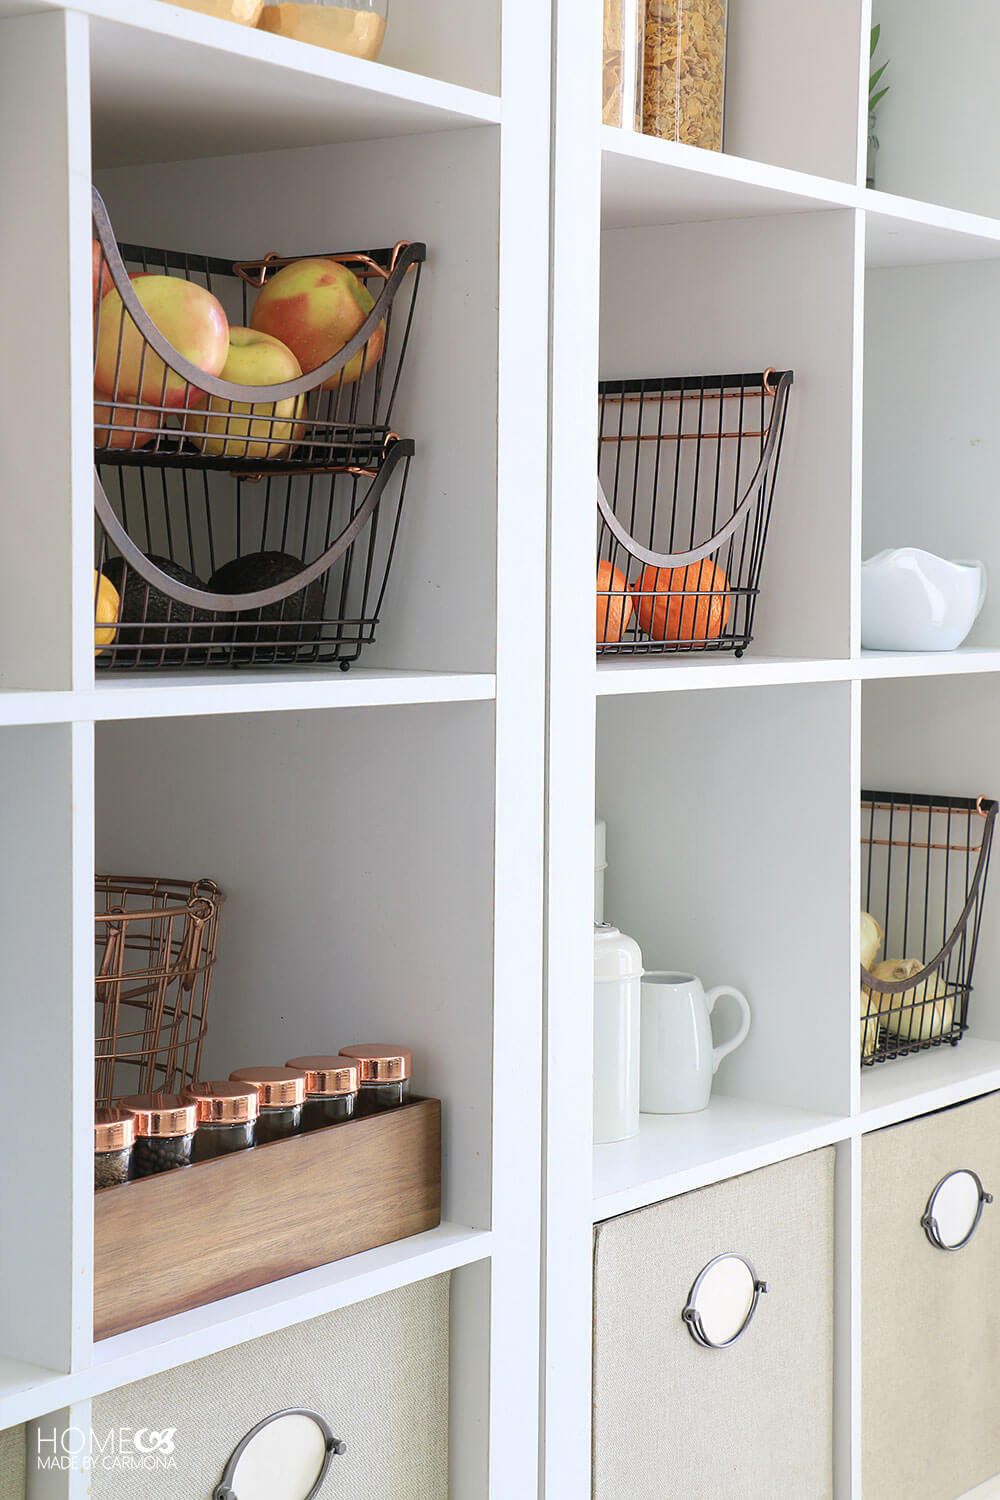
[95,570,120,653]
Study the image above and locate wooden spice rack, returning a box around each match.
[94,1098,442,1340]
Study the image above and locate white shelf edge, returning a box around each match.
[858,648,1000,680]
[0,1223,491,1430]
[596,656,853,695]
[2,0,501,127]
[601,125,856,210]
[857,1038,1000,1135]
[0,671,496,726]
[591,1107,849,1222]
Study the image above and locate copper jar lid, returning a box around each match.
[121,1093,199,1137]
[286,1056,360,1097]
[95,1107,136,1153]
[338,1045,412,1083]
[183,1080,260,1125]
[230,1066,306,1108]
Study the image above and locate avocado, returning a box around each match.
[102,554,213,665]
[207,551,326,657]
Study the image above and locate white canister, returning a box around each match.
[594,921,642,1144]
[595,817,608,923]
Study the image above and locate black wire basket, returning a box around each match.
[91,188,424,670]
[597,369,793,657]
[861,791,998,1066]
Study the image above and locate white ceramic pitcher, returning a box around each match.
[640,971,751,1114]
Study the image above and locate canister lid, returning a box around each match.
[95,1107,136,1153]
[285,1056,360,1097]
[183,1080,260,1125]
[594,921,644,983]
[339,1045,412,1083]
[121,1093,199,1138]
[230,1066,306,1108]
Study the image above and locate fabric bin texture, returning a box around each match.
[593,1147,835,1500]
[862,1091,1000,1500]
[90,1273,450,1500]
[0,1426,24,1500]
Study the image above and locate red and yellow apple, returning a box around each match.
[94,274,230,409]
[92,239,113,310]
[249,257,385,389]
[183,327,306,460]
[94,401,161,451]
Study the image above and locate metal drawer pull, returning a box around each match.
[214,1409,347,1500]
[682,1252,768,1349]
[921,1169,993,1251]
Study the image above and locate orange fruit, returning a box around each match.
[631,560,732,643]
[597,560,633,645]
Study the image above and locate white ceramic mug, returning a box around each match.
[640,971,751,1114]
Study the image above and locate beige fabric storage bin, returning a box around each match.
[0,1427,24,1500]
[90,1274,449,1500]
[593,1147,835,1500]
[863,1091,1000,1500]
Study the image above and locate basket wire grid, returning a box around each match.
[860,792,997,1065]
[597,369,793,657]
[91,188,422,669]
[95,876,223,1107]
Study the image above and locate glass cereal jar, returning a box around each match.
[639,0,727,150]
[258,0,388,60]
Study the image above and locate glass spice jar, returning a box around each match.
[338,1045,412,1117]
[229,1066,306,1143]
[258,0,388,60]
[286,1056,360,1131]
[639,0,727,151]
[122,1094,198,1179]
[183,1081,259,1162]
[94,1107,135,1191]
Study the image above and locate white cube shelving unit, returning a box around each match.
[2,0,1000,1496]
[0,2,547,1497]
[547,2,1000,1498]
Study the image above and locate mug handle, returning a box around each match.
[706,986,752,1074]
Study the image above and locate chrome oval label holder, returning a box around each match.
[214,1409,346,1500]
[682,1251,768,1349]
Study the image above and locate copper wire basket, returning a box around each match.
[861,793,997,1065]
[91,186,423,670]
[95,876,224,1106]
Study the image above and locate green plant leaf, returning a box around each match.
[869,60,889,91]
[870,22,880,57]
[870,86,889,111]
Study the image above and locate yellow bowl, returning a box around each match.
[163,0,265,24]
[258,4,386,60]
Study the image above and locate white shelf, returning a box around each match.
[858,1037,1000,1134]
[0,1224,491,1430]
[592,1096,847,1222]
[0,671,495,726]
[858,647,1000,679]
[0,0,500,168]
[601,127,1000,267]
[596,655,852,695]
[601,126,853,230]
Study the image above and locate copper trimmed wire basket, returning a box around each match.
[861,792,998,1065]
[91,187,424,670]
[597,369,793,657]
[95,876,224,1106]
